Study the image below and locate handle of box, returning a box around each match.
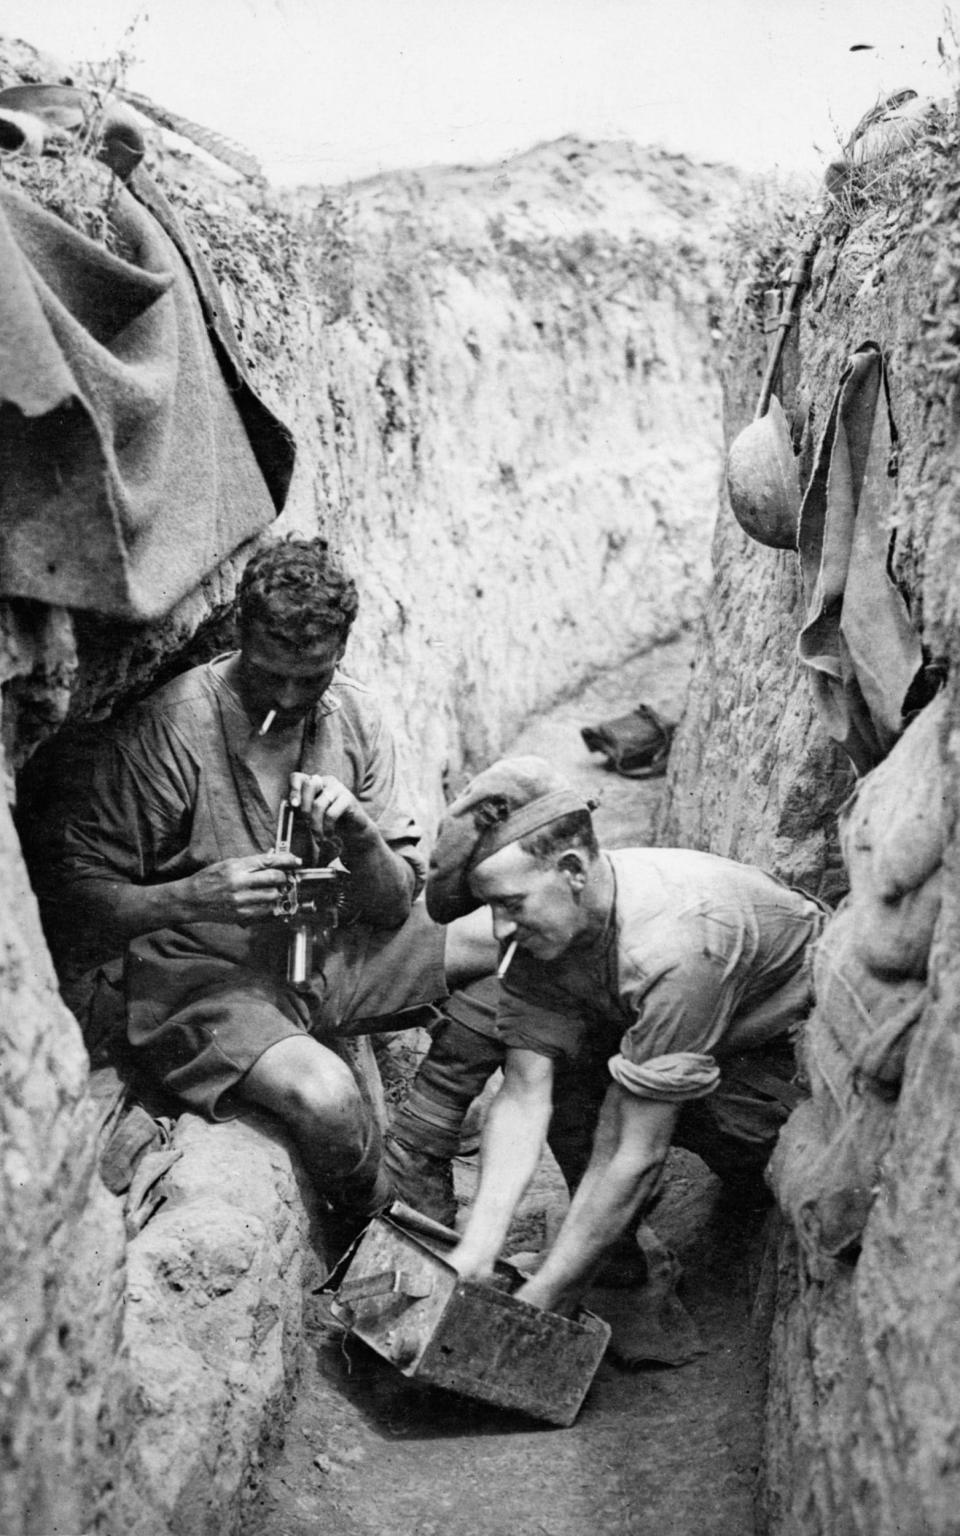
[336,1268,433,1306]
[386,1199,460,1245]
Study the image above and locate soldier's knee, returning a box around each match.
[283,1054,366,1144]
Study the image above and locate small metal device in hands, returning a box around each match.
[272,796,349,992]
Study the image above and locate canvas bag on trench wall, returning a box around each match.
[796,342,922,774]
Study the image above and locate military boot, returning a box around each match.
[381,1134,458,1229]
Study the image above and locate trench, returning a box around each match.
[242,638,775,1536]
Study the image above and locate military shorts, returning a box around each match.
[123,899,448,1119]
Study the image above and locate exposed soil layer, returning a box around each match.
[243,638,772,1536]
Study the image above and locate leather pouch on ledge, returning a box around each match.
[581,702,676,779]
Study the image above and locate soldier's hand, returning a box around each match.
[186,851,301,924]
[288,772,376,841]
[447,1242,498,1286]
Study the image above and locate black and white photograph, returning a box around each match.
[0,3,954,1532]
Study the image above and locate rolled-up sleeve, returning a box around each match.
[612,942,740,1101]
[609,1050,720,1100]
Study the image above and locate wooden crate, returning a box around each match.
[330,1205,610,1427]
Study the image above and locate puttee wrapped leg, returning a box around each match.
[384,984,505,1225]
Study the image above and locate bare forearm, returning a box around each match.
[521,1153,662,1314]
[518,1087,678,1315]
[451,1090,551,1275]
[340,828,415,926]
[289,772,415,927]
[65,874,207,943]
[62,850,301,943]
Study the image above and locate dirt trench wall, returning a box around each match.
[5,136,743,816]
[0,791,128,1536]
[182,137,743,828]
[661,123,960,1532]
[0,81,745,1536]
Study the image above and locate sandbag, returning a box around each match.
[770,1094,893,1268]
[803,904,926,1109]
[845,871,942,981]
[770,908,927,1269]
[840,690,947,900]
[839,691,947,977]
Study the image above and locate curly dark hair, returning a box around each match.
[237,537,359,649]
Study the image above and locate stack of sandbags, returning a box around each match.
[769,691,947,1268]
[770,910,926,1270]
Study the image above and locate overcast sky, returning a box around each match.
[2,0,953,186]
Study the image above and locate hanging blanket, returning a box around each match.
[796,343,922,774]
[0,172,296,620]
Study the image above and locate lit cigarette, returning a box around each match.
[497,939,518,980]
[258,709,277,736]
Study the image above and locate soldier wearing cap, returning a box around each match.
[419,755,826,1316]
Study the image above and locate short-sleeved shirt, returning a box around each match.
[496,847,824,1103]
[57,654,436,1050]
[62,653,424,901]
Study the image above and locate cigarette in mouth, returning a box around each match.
[497,939,518,980]
[258,709,277,736]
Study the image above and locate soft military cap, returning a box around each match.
[426,755,591,923]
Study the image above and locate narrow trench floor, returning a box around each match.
[243,635,773,1536]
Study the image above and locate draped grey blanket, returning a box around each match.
[0,172,295,619]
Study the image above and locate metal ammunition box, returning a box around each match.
[330,1204,610,1427]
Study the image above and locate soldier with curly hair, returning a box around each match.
[55,537,495,1234]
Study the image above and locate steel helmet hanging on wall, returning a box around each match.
[726,394,801,549]
[725,232,820,550]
